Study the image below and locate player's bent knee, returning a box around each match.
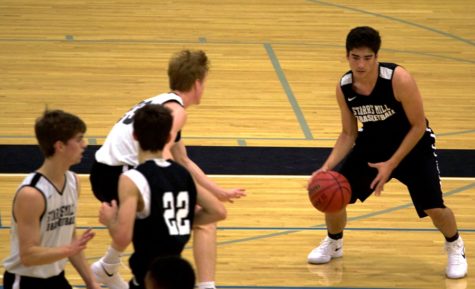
[217,203,227,221]
[424,207,452,220]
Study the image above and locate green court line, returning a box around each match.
[264,43,313,139]
[211,181,475,247]
[307,0,475,46]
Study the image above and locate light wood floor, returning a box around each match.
[1,0,474,288]
[0,175,474,289]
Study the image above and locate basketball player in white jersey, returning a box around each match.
[3,110,100,289]
[90,49,245,289]
[98,104,225,289]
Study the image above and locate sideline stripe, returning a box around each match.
[0,173,475,182]
[1,173,475,181]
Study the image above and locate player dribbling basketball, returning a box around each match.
[307,26,467,280]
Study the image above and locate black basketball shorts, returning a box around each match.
[3,270,72,289]
[338,141,445,218]
[89,159,133,203]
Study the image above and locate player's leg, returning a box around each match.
[396,144,467,279]
[308,149,375,264]
[193,223,217,289]
[89,160,129,289]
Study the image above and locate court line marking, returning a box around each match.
[2,180,472,286]
[307,0,475,46]
[0,37,473,64]
[264,43,313,140]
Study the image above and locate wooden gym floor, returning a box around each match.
[0,1,474,288]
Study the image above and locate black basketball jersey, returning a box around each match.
[125,159,197,284]
[340,62,432,160]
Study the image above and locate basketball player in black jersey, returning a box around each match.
[98,104,225,289]
[307,26,467,279]
[90,50,243,289]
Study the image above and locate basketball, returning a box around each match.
[307,171,351,213]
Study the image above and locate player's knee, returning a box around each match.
[215,203,227,221]
[425,207,452,222]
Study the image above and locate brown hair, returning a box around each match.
[35,110,86,157]
[133,104,173,152]
[168,49,210,91]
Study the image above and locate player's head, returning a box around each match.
[35,110,87,158]
[145,256,196,289]
[133,104,173,152]
[346,26,381,56]
[168,49,209,103]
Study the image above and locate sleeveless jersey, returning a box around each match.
[340,62,432,159]
[95,93,184,167]
[3,171,78,278]
[123,159,197,283]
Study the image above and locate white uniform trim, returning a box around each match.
[380,66,394,80]
[340,73,352,86]
[123,170,151,219]
[123,159,171,219]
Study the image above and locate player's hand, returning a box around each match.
[98,200,118,226]
[308,167,329,186]
[368,161,395,196]
[218,188,247,203]
[68,228,95,256]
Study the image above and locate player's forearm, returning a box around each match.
[69,252,97,287]
[184,158,222,195]
[323,132,356,170]
[107,223,132,250]
[388,123,426,168]
[19,245,72,266]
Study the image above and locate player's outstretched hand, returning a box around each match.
[69,228,95,256]
[219,188,247,203]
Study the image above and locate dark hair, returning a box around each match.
[145,256,195,289]
[35,110,86,157]
[346,26,381,55]
[168,49,209,91]
[133,104,173,152]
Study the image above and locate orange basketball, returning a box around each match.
[307,171,351,213]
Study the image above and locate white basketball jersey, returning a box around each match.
[95,93,184,166]
[3,171,78,278]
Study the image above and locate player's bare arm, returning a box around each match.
[16,187,91,266]
[194,183,227,226]
[319,84,358,174]
[369,66,427,195]
[68,229,100,289]
[100,174,139,251]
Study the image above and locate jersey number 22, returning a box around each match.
[163,191,190,236]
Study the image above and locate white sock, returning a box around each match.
[197,281,216,289]
[102,246,122,264]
